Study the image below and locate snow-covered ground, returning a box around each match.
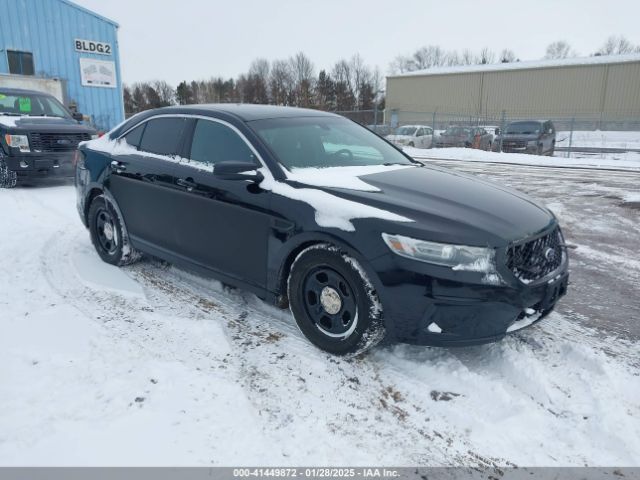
[1,175,639,468]
[556,130,640,150]
[407,146,640,170]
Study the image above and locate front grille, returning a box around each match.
[503,140,526,149]
[29,132,91,152]
[506,228,564,284]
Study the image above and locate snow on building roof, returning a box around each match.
[60,0,119,27]
[388,53,640,78]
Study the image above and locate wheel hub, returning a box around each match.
[320,286,342,315]
[103,222,114,241]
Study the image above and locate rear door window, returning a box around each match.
[139,118,186,156]
[188,120,256,165]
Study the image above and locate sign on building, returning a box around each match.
[79,58,117,88]
[75,38,112,55]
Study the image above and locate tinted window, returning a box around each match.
[7,50,34,75]
[252,117,414,169]
[189,120,256,165]
[123,124,145,148]
[139,118,185,156]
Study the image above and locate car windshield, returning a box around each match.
[443,127,471,136]
[251,117,415,169]
[395,126,417,135]
[506,122,541,134]
[0,91,71,119]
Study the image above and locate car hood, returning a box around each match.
[0,115,96,133]
[324,165,555,246]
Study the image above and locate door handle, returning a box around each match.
[110,160,126,172]
[177,177,197,191]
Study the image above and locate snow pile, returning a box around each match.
[260,168,413,231]
[557,130,640,150]
[408,146,640,170]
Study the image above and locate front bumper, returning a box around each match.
[371,253,569,347]
[5,151,76,178]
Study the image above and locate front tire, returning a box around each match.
[88,195,141,266]
[0,156,17,189]
[287,244,386,355]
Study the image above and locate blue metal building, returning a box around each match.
[0,0,124,130]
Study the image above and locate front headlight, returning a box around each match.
[527,140,538,147]
[91,134,100,140]
[4,134,30,152]
[382,233,496,272]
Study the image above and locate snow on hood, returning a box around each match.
[260,168,413,232]
[0,115,70,128]
[286,165,415,192]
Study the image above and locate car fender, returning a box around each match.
[269,230,387,305]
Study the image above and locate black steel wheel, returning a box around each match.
[302,266,358,338]
[88,195,140,266]
[288,244,386,355]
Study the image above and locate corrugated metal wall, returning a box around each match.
[386,60,640,124]
[0,0,124,130]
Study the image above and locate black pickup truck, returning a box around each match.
[0,87,97,188]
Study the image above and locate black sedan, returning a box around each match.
[76,105,568,355]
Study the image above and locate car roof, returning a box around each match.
[508,119,547,124]
[154,104,341,122]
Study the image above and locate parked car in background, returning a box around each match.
[435,126,493,150]
[385,125,433,148]
[76,105,568,355]
[0,87,97,188]
[366,124,393,137]
[480,125,500,142]
[499,120,556,156]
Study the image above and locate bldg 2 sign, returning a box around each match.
[75,39,112,55]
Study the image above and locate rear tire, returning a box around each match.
[88,195,141,266]
[0,156,17,189]
[287,244,386,356]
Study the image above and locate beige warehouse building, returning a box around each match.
[385,54,640,128]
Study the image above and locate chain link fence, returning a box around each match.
[337,109,640,159]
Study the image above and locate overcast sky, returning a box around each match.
[74,0,640,86]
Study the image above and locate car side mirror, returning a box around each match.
[72,112,84,121]
[495,128,500,135]
[213,161,264,182]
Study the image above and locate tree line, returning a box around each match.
[124,52,383,115]
[123,35,640,115]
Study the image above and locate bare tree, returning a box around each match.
[269,59,293,105]
[289,52,315,107]
[545,40,575,59]
[460,49,476,65]
[500,49,517,63]
[596,35,640,55]
[151,80,175,106]
[479,47,496,64]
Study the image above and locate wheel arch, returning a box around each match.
[271,232,384,309]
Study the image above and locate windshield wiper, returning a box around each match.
[0,112,22,117]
